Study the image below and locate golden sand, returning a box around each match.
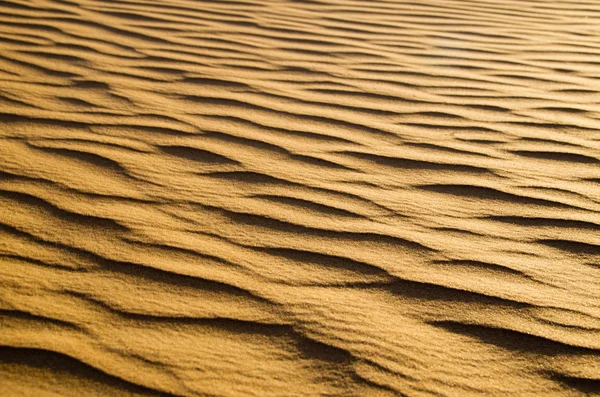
[0,0,599,395]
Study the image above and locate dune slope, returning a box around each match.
[0,0,599,396]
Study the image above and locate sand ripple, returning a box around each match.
[0,0,599,395]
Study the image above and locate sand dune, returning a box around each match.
[0,0,599,395]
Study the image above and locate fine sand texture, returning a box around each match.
[1,0,599,396]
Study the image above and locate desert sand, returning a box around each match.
[0,0,599,395]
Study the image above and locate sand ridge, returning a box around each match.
[0,0,599,395]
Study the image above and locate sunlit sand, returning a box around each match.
[0,0,599,396]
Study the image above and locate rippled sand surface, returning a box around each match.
[1,0,599,395]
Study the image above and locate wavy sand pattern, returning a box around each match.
[1,0,600,395]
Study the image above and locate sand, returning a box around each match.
[0,0,599,395]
